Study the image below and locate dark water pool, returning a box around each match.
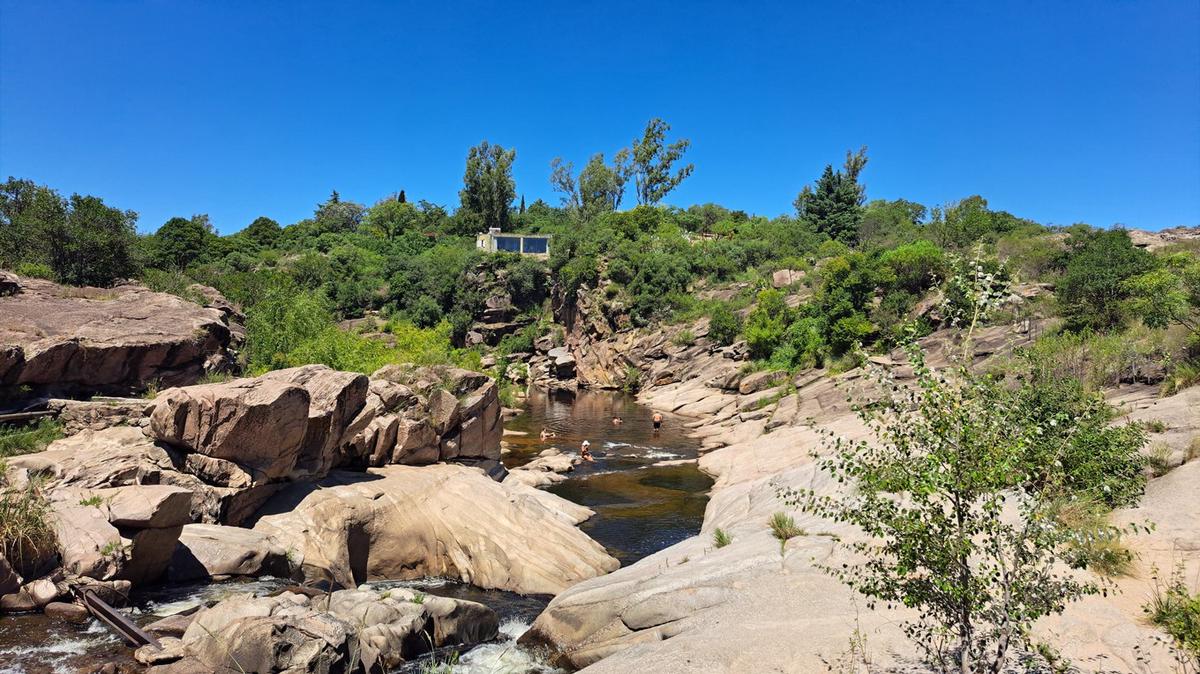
[502,388,712,565]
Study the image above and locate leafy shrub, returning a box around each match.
[1056,228,1155,332]
[879,240,945,293]
[1014,374,1147,507]
[745,289,791,359]
[707,303,742,346]
[13,262,54,280]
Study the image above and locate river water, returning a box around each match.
[0,390,710,673]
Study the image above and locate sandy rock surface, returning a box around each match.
[252,464,617,594]
[0,274,237,392]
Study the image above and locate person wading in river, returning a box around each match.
[580,440,595,462]
[652,412,663,433]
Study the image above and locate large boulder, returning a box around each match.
[97,485,193,528]
[151,587,498,673]
[252,464,617,595]
[52,502,124,580]
[0,274,235,393]
[168,523,290,582]
[260,365,369,478]
[148,377,311,480]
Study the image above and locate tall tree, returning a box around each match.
[548,157,580,211]
[580,151,631,214]
[0,178,138,286]
[460,141,516,231]
[794,147,869,244]
[243,216,282,248]
[314,191,365,233]
[630,119,693,205]
[153,215,213,269]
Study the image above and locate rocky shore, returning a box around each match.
[0,274,617,672]
[520,317,1200,672]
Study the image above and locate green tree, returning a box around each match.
[243,216,281,248]
[313,190,366,233]
[1055,228,1154,332]
[51,194,140,286]
[460,141,516,231]
[786,341,1126,673]
[708,303,741,346]
[1122,254,1200,337]
[794,147,868,244]
[153,215,212,269]
[579,151,631,215]
[363,199,420,240]
[630,118,693,205]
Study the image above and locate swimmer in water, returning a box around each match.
[652,412,663,432]
[580,440,594,462]
[612,415,623,425]
[540,427,555,441]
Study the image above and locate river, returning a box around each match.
[0,389,710,673]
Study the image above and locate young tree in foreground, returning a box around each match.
[784,268,1141,673]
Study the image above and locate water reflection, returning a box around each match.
[505,389,712,564]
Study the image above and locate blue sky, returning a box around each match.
[1,1,1197,234]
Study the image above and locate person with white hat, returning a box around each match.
[580,439,594,462]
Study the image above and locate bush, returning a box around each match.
[744,289,791,359]
[707,303,741,346]
[879,240,945,293]
[13,262,54,280]
[1056,228,1155,332]
[1014,374,1147,507]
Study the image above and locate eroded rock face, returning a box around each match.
[148,377,311,480]
[168,523,290,582]
[0,274,238,393]
[259,365,369,478]
[148,588,498,673]
[252,464,617,595]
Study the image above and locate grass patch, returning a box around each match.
[1141,419,1169,433]
[768,512,804,552]
[0,470,58,577]
[1161,358,1200,396]
[410,591,426,605]
[1146,443,1175,478]
[671,329,696,347]
[1053,498,1134,578]
[78,495,104,507]
[713,527,732,548]
[0,418,64,458]
[1144,564,1200,670]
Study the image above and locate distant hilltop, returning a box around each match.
[1128,225,1200,250]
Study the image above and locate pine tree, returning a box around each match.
[794,147,868,244]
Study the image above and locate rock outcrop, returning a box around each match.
[524,321,1196,673]
[144,587,498,673]
[252,464,618,594]
[0,273,240,394]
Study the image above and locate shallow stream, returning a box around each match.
[0,389,710,673]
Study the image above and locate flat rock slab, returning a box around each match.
[0,275,233,392]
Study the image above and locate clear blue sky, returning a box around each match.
[1,1,1197,234]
